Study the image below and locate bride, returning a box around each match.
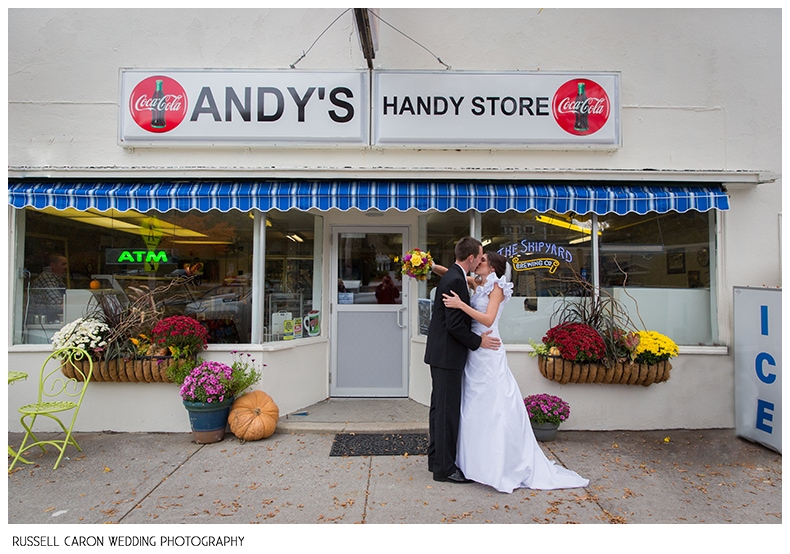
[435,251,589,493]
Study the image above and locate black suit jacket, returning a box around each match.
[423,262,482,370]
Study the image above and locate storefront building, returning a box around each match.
[7,9,781,432]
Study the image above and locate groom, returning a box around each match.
[424,236,500,483]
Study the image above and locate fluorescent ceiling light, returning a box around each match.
[37,206,207,238]
[171,240,234,245]
[535,214,599,236]
[65,215,144,233]
[600,244,664,253]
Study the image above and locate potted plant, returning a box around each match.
[179,352,263,444]
[524,393,571,441]
[542,322,607,363]
[534,323,678,385]
[51,317,110,370]
[530,273,679,386]
[151,315,209,383]
[632,330,679,364]
[54,276,204,382]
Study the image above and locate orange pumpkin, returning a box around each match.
[229,390,279,442]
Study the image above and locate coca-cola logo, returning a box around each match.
[552,79,610,136]
[129,75,188,133]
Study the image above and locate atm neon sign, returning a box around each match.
[106,249,173,264]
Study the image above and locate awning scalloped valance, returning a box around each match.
[8,180,729,215]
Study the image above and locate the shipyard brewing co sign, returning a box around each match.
[119,69,620,147]
[500,239,573,275]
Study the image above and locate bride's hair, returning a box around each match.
[486,251,509,278]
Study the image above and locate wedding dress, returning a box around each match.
[456,272,589,493]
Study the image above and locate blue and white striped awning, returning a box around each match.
[8,180,729,215]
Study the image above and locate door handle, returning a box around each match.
[396,307,407,328]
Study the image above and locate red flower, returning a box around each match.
[151,315,209,358]
[543,322,606,363]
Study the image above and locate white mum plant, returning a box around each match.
[51,317,110,356]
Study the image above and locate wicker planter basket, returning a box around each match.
[537,356,672,386]
[61,356,190,383]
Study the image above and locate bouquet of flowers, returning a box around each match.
[401,248,434,280]
[524,393,571,426]
[51,317,110,358]
[542,322,606,363]
[632,330,678,365]
[179,354,262,404]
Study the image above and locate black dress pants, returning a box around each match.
[428,365,463,478]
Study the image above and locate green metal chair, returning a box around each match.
[8,347,93,471]
[8,371,31,464]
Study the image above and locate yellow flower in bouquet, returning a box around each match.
[401,248,434,280]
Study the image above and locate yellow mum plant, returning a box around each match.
[632,330,678,364]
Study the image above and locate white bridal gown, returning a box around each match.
[456,272,590,493]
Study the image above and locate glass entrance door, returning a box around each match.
[330,227,409,397]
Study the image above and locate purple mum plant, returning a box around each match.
[524,393,571,426]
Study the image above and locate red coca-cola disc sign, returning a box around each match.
[129,75,188,133]
[552,78,610,136]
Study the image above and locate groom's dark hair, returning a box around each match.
[454,236,482,261]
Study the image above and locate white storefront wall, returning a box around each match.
[7,9,781,432]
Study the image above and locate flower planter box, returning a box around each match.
[61,357,191,383]
[537,356,672,386]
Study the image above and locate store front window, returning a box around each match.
[15,206,321,346]
[263,210,320,341]
[598,210,716,345]
[481,210,594,345]
[423,210,470,272]
[420,208,718,346]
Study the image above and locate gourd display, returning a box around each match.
[229,390,279,441]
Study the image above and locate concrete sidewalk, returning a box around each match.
[8,403,781,526]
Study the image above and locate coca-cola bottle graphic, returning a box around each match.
[574,82,588,132]
[151,79,166,129]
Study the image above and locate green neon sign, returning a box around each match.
[106,249,173,265]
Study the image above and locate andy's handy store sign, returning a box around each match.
[119,69,620,148]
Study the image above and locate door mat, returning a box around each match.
[330,433,428,457]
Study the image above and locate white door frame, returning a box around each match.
[330,225,409,397]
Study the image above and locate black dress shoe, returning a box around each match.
[433,469,472,483]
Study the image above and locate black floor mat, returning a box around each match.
[330,433,428,457]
